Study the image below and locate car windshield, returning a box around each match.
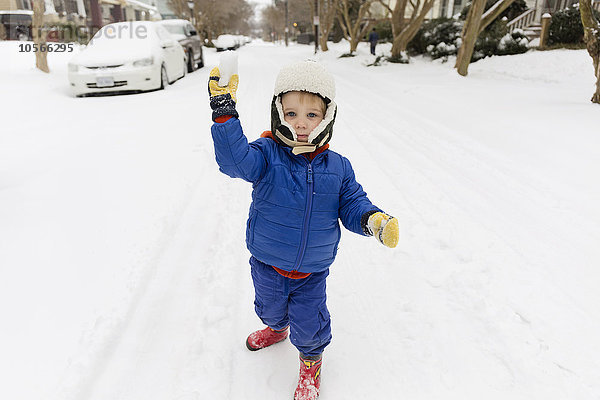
[162,24,186,35]
[91,23,151,43]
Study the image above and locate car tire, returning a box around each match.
[160,64,169,90]
[197,54,204,69]
[187,49,196,73]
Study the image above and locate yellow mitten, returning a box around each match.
[367,212,399,248]
[208,67,239,121]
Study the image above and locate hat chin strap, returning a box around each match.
[275,131,317,155]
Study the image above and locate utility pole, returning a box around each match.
[313,0,319,54]
[187,1,195,27]
[285,0,289,46]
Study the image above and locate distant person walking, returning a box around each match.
[368,27,379,55]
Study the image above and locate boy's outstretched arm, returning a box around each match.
[208,67,267,183]
[339,158,399,248]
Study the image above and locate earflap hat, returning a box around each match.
[271,60,337,155]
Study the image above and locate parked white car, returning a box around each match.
[68,21,186,97]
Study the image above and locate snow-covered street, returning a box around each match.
[1,40,599,400]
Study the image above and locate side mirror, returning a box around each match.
[161,40,174,49]
[190,30,197,36]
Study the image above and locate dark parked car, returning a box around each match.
[158,19,204,72]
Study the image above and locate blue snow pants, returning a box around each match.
[250,256,332,357]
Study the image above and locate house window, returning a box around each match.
[439,0,449,18]
[19,0,33,10]
[65,0,79,14]
[452,0,466,16]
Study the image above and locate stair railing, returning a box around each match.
[507,0,597,33]
[507,9,536,32]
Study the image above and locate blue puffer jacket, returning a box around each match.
[212,118,380,273]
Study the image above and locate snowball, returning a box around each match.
[218,51,238,87]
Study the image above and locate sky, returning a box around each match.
[251,0,273,6]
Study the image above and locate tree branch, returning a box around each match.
[478,0,517,34]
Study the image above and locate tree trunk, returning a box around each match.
[33,0,49,73]
[337,0,375,54]
[390,36,407,57]
[319,0,337,52]
[455,0,486,76]
[383,0,435,59]
[394,1,435,57]
[580,0,600,103]
[350,37,360,52]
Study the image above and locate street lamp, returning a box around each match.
[313,0,319,54]
[187,1,195,25]
[284,0,289,47]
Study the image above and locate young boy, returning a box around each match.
[208,60,398,400]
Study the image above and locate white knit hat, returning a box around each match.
[271,60,337,154]
[273,60,336,102]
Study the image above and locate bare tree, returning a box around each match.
[453,0,518,76]
[226,0,254,34]
[167,0,192,20]
[376,0,436,59]
[178,0,253,43]
[261,0,312,40]
[262,3,285,41]
[337,0,376,53]
[33,0,49,73]
[580,0,600,103]
[284,0,312,34]
[319,0,339,51]
[454,0,486,76]
[478,0,517,34]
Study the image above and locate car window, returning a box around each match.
[162,24,185,36]
[91,23,148,42]
[155,25,171,41]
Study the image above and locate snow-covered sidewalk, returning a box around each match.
[1,39,599,400]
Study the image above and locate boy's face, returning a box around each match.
[281,92,325,143]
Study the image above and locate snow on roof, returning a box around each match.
[157,19,190,26]
[0,10,34,15]
[126,0,158,12]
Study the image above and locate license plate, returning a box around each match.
[96,76,114,87]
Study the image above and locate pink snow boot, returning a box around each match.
[245,326,289,351]
[294,354,322,400]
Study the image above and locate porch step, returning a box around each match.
[522,24,542,41]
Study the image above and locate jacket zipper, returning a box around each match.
[292,160,315,272]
